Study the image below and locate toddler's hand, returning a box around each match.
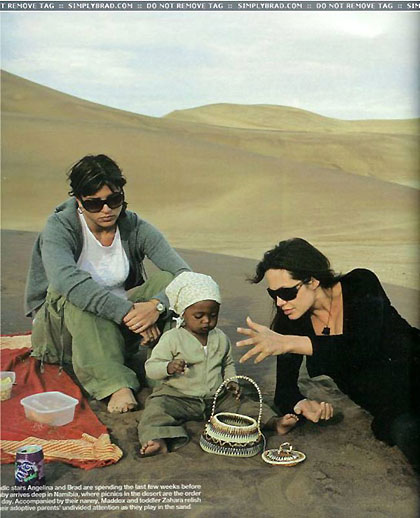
[226,381,241,400]
[167,359,187,375]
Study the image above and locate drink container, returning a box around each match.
[15,445,45,486]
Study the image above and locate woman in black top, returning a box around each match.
[237,238,420,469]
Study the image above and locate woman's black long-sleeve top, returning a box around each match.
[273,268,420,443]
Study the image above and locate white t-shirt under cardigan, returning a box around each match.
[77,212,129,300]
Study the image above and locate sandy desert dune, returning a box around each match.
[1,70,419,290]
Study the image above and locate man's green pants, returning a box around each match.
[31,271,173,400]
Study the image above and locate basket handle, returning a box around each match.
[209,375,263,431]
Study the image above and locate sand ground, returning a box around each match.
[1,230,419,518]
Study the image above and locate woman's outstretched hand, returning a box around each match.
[236,316,313,363]
[236,316,288,363]
[294,399,334,422]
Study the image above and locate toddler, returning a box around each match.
[138,272,297,456]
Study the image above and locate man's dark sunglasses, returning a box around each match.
[81,192,124,213]
[267,279,309,302]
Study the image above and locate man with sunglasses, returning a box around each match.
[25,154,191,413]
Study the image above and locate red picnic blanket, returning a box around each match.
[0,346,122,469]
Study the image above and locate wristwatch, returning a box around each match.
[155,302,166,315]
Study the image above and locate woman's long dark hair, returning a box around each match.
[67,154,128,215]
[250,238,341,288]
[251,238,342,330]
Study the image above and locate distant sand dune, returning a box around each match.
[1,70,419,289]
[166,103,420,135]
[166,103,420,188]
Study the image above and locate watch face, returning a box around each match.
[156,302,165,314]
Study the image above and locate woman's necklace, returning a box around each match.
[312,289,333,336]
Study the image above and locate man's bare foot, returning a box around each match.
[107,388,137,413]
[268,414,299,435]
[140,439,168,457]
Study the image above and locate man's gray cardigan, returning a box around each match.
[25,198,190,324]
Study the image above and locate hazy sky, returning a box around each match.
[1,10,419,119]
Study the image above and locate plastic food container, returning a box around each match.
[20,392,79,426]
[0,371,16,401]
[1,371,16,384]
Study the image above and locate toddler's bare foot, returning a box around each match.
[269,414,299,435]
[140,439,168,457]
[107,388,137,413]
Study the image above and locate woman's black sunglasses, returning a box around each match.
[80,192,124,213]
[267,279,310,302]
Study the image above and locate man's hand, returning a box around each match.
[123,301,161,334]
